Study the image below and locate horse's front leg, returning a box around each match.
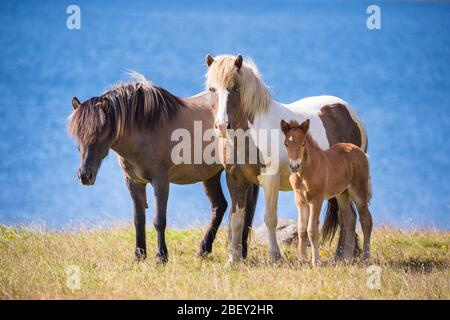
[126,177,147,261]
[295,194,309,262]
[308,199,323,267]
[151,174,169,264]
[198,171,228,257]
[262,174,282,262]
[241,183,259,259]
[226,171,251,264]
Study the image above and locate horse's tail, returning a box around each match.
[321,198,339,244]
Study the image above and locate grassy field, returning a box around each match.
[0,224,449,299]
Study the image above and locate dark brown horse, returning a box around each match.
[68,73,258,263]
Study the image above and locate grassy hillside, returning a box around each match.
[0,225,449,299]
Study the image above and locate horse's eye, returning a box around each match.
[284,143,288,147]
[235,86,240,92]
[209,87,216,93]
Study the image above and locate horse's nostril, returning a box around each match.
[85,171,93,180]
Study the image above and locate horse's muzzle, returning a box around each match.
[215,121,230,138]
[78,168,96,185]
[289,161,300,172]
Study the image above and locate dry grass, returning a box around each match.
[0,225,449,299]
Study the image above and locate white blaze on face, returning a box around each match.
[287,136,302,170]
[216,88,228,134]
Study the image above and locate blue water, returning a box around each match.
[0,0,449,230]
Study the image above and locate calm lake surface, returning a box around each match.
[1,0,449,230]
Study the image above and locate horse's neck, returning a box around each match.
[300,135,324,177]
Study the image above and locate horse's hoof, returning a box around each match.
[197,247,212,258]
[134,248,147,262]
[197,250,210,259]
[362,252,371,264]
[155,253,168,265]
[270,251,282,263]
[298,256,308,264]
[312,259,322,268]
[225,258,240,268]
[226,253,243,267]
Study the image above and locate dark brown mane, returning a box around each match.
[68,78,184,145]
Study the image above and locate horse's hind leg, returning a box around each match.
[353,198,372,260]
[349,187,373,260]
[359,206,373,260]
[336,192,356,261]
[335,210,346,259]
[198,171,228,257]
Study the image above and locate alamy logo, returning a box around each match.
[366,265,382,289]
[170,121,280,175]
[66,265,81,291]
[66,5,81,30]
[366,5,381,30]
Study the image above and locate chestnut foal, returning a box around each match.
[281,119,372,266]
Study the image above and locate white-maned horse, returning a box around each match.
[205,54,370,263]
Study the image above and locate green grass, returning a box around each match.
[0,225,449,299]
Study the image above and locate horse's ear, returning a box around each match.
[300,119,310,133]
[72,97,81,110]
[101,97,109,113]
[235,54,243,70]
[206,54,214,67]
[280,120,290,135]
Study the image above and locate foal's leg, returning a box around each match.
[126,177,147,261]
[262,174,282,262]
[295,192,309,262]
[336,193,356,261]
[151,173,170,264]
[353,199,373,260]
[308,199,323,267]
[198,171,228,257]
[335,209,346,259]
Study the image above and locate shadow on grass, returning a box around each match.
[379,257,449,273]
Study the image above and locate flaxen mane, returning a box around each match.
[205,55,272,122]
[69,73,184,145]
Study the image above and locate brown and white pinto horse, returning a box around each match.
[281,119,372,266]
[205,54,371,263]
[68,73,258,263]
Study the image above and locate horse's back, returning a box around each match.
[330,143,369,183]
[286,96,367,152]
[286,95,348,114]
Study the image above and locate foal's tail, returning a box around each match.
[321,198,339,244]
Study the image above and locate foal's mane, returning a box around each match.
[205,55,272,122]
[287,120,321,151]
[68,73,184,145]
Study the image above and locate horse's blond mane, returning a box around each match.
[205,55,272,121]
